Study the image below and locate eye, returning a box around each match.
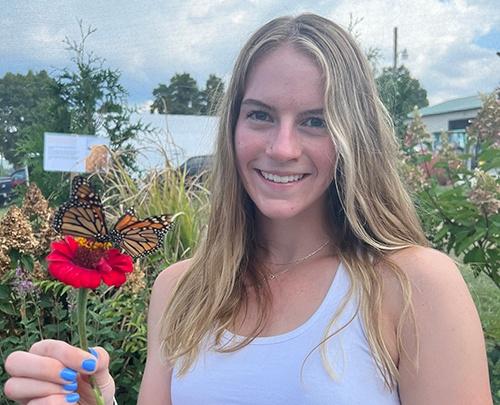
[302,117,326,128]
[247,110,272,122]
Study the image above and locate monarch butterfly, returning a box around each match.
[53,176,174,259]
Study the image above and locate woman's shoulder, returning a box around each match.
[139,261,192,404]
[388,245,466,297]
[379,246,471,333]
[149,259,192,316]
[153,258,192,294]
[384,250,491,402]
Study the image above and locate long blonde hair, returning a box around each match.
[161,13,427,390]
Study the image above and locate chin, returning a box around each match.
[253,199,313,221]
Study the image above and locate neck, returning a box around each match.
[256,200,334,264]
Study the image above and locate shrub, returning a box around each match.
[402,92,499,402]
[0,160,209,403]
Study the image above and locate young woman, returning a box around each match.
[4,13,492,405]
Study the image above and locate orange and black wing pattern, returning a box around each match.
[52,176,109,242]
[109,208,174,259]
[53,176,174,259]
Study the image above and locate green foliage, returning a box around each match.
[56,22,143,172]
[151,73,224,116]
[0,71,70,167]
[376,65,429,139]
[0,22,147,204]
[97,151,210,266]
[402,92,499,403]
[0,276,151,404]
[150,83,169,114]
[0,152,210,403]
[151,73,201,115]
[404,95,499,288]
[488,341,500,404]
[200,74,225,115]
[0,71,71,202]
[461,263,500,403]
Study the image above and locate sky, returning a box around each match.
[1,0,499,110]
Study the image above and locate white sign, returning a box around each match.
[43,132,110,173]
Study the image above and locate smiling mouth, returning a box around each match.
[258,170,306,184]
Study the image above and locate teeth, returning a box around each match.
[260,170,304,183]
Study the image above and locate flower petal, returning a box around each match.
[107,250,134,274]
[46,235,133,289]
[101,270,127,287]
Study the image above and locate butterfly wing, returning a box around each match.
[53,176,109,242]
[109,208,174,259]
[69,176,102,206]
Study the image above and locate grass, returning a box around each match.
[459,261,499,404]
[460,263,500,342]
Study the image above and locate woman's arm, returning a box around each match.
[138,259,190,405]
[394,247,492,405]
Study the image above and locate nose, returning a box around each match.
[266,121,301,161]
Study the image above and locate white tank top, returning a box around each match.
[171,262,401,404]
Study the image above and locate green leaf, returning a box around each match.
[464,247,486,264]
[20,255,34,271]
[0,284,11,300]
[0,302,18,316]
[455,228,487,255]
[433,226,449,242]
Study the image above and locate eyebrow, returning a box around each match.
[241,98,324,117]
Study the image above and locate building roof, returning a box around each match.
[418,95,482,117]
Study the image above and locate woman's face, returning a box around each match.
[234,45,336,221]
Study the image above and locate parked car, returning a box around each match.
[10,168,28,188]
[0,176,12,206]
[0,168,28,206]
[179,155,213,182]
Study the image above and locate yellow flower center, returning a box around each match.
[75,237,113,250]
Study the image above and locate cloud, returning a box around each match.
[331,0,500,102]
[1,0,498,106]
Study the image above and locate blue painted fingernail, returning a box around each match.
[63,381,78,392]
[66,392,80,403]
[88,347,99,358]
[81,358,96,372]
[60,367,78,382]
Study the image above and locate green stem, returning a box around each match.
[77,288,106,405]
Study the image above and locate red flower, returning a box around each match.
[47,236,133,289]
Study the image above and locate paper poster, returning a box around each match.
[43,132,110,173]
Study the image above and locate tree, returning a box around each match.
[150,84,170,114]
[151,73,201,115]
[54,23,144,172]
[151,73,225,116]
[12,23,146,203]
[200,74,225,115]
[346,14,381,74]
[376,65,428,140]
[0,71,70,201]
[0,71,69,167]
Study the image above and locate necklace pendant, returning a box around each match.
[269,273,277,280]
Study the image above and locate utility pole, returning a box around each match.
[393,27,398,71]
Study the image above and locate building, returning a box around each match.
[130,113,219,171]
[416,95,482,151]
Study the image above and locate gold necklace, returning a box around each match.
[267,240,331,280]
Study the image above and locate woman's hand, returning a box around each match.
[4,339,116,405]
